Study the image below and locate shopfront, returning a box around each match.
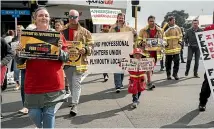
[47,0,127,33]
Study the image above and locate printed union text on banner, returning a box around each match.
[196,30,214,100]
[120,58,155,72]
[87,31,133,73]
[65,41,83,66]
[90,8,121,25]
[19,30,60,60]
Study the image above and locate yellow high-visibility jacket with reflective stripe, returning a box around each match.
[138,25,165,60]
[164,25,182,55]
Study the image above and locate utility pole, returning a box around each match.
[135,6,138,30]
[213,11,214,24]
[131,0,140,31]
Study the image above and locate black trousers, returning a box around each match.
[103,73,108,78]
[160,57,164,69]
[165,54,180,76]
[186,46,200,74]
[199,73,211,106]
[180,48,185,62]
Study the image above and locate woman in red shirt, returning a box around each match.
[16,7,69,128]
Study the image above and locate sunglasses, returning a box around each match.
[68,15,78,19]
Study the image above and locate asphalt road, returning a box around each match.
[1,56,214,128]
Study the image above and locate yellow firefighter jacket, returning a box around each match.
[109,23,137,47]
[164,24,182,55]
[61,23,94,72]
[138,25,164,60]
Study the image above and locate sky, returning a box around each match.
[125,0,214,31]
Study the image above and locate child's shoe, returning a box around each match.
[130,102,138,109]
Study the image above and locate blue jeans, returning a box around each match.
[28,106,55,128]
[20,69,26,106]
[114,73,124,89]
[132,92,141,103]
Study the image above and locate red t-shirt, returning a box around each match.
[69,28,76,41]
[149,28,158,64]
[24,34,68,94]
[149,29,157,38]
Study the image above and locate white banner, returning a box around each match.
[196,30,214,100]
[120,58,154,72]
[90,8,121,25]
[87,31,133,73]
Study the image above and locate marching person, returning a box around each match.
[164,16,183,80]
[15,7,69,128]
[55,19,64,32]
[198,24,214,112]
[180,27,186,63]
[138,15,164,90]
[184,19,203,78]
[11,25,30,114]
[11,26,24,91]
[102,24,111,82]
[17,24,36,115]
[109,13,137,93]
[62,9,94,116]
[128,48,147,109]
[1,37,14,119]
[55,19,70,94]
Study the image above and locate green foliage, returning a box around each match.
[162,10,190,29]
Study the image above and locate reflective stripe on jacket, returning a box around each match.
[164,25,182,55]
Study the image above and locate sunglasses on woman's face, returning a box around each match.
[68,15,78,19]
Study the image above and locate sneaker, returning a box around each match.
[167,76,172,80]
[104,76,109,82]
[181,61,186,63]
[120,85,125,89]
[130,102,137,109]
[18,107,29,115]
[185,71,189,76]
[160,68,165,71]
[116,88,121,93]
[65,86,70,94]
[1,114,3,119]
[68,103,73,107]
[146,83,155,90]
[194,73,200,78]
[173,74,179,80]
[13,85,20,91]
[70,104,78,116]
[198,105,206,112]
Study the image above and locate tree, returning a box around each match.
[162,10,190,29]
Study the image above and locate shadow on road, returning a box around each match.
[2,101,22,113]
[60,86,129,110]
[56,104,132,125]
[1,114,33,128]
[161,109,214,128]
[153,77,194,87]
[1,100,34,128]
[82,78,104,85]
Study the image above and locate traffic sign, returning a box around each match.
[1,10,30,18]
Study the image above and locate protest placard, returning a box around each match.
[120,58,154,72]
[87,31,133,73]
[90,8,121,25]
[65,41,83,66]
[196,30,214,100]
[17,63,26,69]
[144,38,165,51]
[19,30,60,60]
